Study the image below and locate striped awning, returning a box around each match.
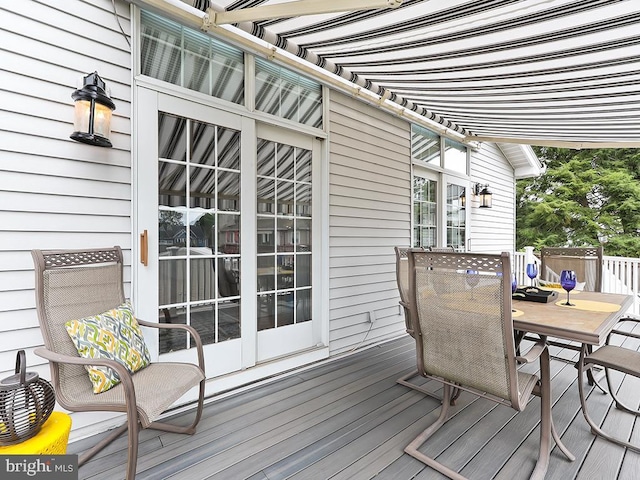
[169,0,640,148]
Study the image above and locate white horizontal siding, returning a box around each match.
[469,142,516,254]
[328,91,411,354]
[0,0,132,413]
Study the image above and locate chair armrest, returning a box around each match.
[516,341,547,365]
[137,320,205,372]
[34,347,135,379]
[34,347,137,404]
[605,315,640,343]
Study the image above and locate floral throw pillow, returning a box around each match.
[65,301,151,393]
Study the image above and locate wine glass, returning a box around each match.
[560,270,576,306]
[466,269,479,298]
[526,263,538,287]
[511,274,518,312]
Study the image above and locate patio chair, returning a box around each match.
[538,246,604,385]
[395,246,461,402]
[31,246,206,480]
[404,250,574,480]
[577,316,640,453]
[395,247,439,400]
[540,246,603,292]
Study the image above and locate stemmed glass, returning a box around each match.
[466,269,479,298]
[560,270,576,306]
[526,263,538,287]
[511,274,518,312]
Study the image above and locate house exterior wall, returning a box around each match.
[327,92,411,354]
[0,0,520,440]
[0,0,133,431]
[469,143,517,254]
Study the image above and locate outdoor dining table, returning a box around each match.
[512,290,634,346]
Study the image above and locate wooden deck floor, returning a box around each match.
[70,335,640,480]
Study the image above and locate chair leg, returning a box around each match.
[78,423,129,466]
[603,367,640,416]
[126,419,140,480]
[397,369,443,402]
[404,384,466,480]
[577,346,640,453]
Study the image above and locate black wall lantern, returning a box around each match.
[70,71,115,147]
[475,183,493,208]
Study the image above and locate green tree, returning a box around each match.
[516,148,640,258]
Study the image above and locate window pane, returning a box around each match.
[412,124,440,166]
[141,10,243,105]
[159,114,186,161]
[255,57,323,128]
[444,139,467,175]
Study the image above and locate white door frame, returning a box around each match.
[132,86,330,389]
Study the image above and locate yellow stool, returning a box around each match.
[0,412,72,454]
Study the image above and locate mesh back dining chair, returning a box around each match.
[404,250,574,479]
[540,246,603,292]
[577,315,640,453]
[32,247,206,480]
[538,246,605,385]
[395,246,459,401]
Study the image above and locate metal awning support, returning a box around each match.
[205,0,402,26]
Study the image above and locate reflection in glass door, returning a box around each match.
[157,112,241,354]
[256,139,312,332]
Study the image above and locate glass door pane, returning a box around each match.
[256,139,312,331]
[446,183,466,251]
[413,177,438,248]
[158,112,241,353]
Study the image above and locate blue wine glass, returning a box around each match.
[560,270,576,306]
[511,274,517,312]
[526,263,538,287]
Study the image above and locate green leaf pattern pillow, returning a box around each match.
[65,301,151,393]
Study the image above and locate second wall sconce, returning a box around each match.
[474,183,493,208]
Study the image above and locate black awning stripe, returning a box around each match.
[388,78,640,97]
[338,35,640,68]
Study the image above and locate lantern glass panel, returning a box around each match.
[73,99,91,134]
[94,102,113,138]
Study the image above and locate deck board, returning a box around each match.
[76,335,640,479]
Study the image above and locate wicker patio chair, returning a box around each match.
[577,316,640,453]
[31,247,205,480]
[404,250,574,480]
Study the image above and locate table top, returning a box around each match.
[513,290,633,346]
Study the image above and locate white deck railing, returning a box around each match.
[512,251,639,316]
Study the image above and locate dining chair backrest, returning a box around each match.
[540,246,603,292]
[407,250,521,406]
[394,247,411,310]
